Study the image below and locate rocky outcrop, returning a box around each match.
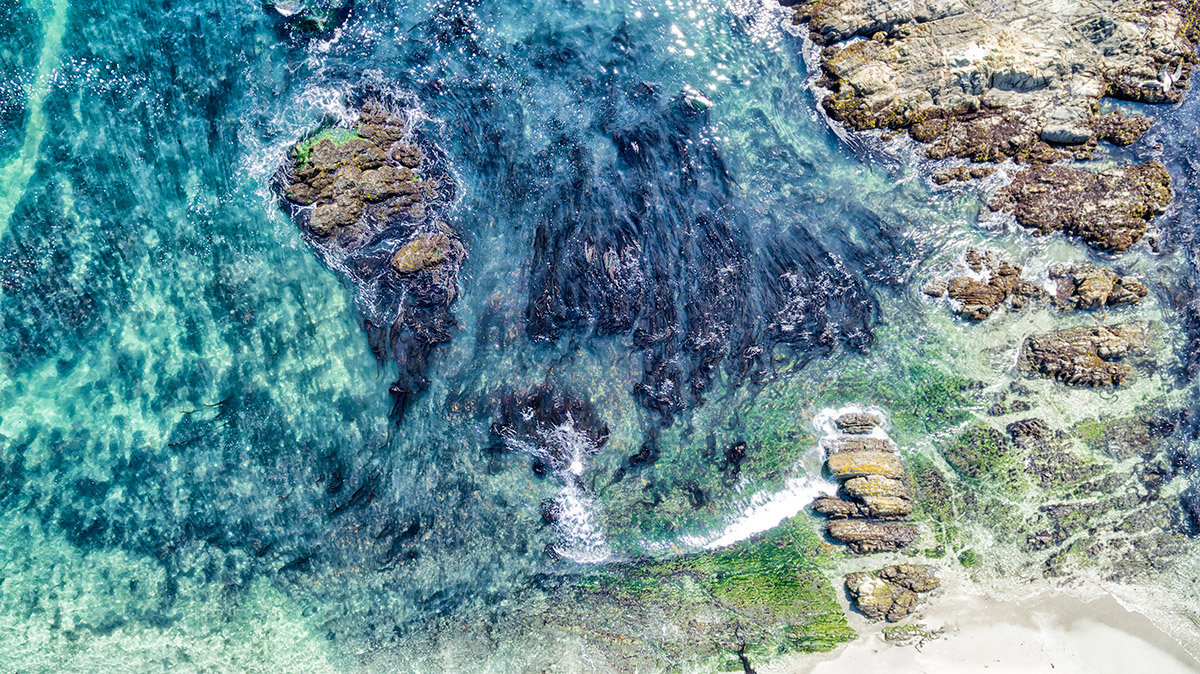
[1019,323,1149,386]
[931,165,996,185]
[277,102,465,419]
[924,250,1150,320]
[845,564,940,622]
[787,0,1196,157]
[989,162,1172,252]
[1049,264,1149,310]
[811,410,919,550]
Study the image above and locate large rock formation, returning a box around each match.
[1019,323,1149,386]
[787,0,1197,158]
[278,102,465,418]
[811,411,919,550]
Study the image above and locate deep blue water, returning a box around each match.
[2,0,1199,670]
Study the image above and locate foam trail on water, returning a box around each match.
[681,473,838,550]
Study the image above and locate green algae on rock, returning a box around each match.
[561,517,855,668]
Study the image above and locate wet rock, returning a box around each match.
[812,496,871,519]
[391,231,461,275]
[826,451,906,480]
[937,250,1046,320]
[878,564,941,593]
[921,279,947,297]
[1019,323,1149,386]
[989,162,1172,253]
[1050,264,1149,310]
[1006,418,1050,446]
[834,412,881,434]
[1088,111,1154,147]
[827,519,919,553]
[823,436,894,455]
[842,475,909,501]
[931,166,997,185]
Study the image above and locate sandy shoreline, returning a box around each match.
[766,579,1200,674]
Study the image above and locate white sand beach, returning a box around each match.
[770,579,1200,674]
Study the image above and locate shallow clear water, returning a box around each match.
[1,0,1198,671]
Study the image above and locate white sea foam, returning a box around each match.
[680,472,838,550]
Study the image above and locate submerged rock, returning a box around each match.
[1019,323,1149,387]
[989,162,1172,252]
[827,519,919,553]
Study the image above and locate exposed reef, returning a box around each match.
[989,162,1172,252]
[277,101,464,419]
[1019,323,1149,387]
[787,0,1197,156]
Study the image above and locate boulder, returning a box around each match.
[826,451,906,480]
[834,412,881,434]
[826,519,918,553]
[1050,264,1148,310]
[392,232,457,275]
[878,564,941,592]
[845,565,939,621]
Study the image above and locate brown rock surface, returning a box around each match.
[827,519,919,553]
[1019,323,1149,386]
[989,162,1172,252]
[826,451,906,480]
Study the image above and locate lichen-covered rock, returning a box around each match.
[823,436,895,455]
[834,412,881,434]
[1019,323,1149,386]
[936,250,1046,320]
[392,231,461,275]
[1050,264,1149,309]
[842,475,909,501]
[989,162,1172,252]
[827,519,919,553]
[859,495,913,519]
[826,450,906,480]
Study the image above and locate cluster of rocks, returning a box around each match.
[278,102,465,418]
[811,411,919,553]
[844,564,941,622]
[923,249,1149,321]
[780,0,1189,251]
[1019,323,1149,387]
